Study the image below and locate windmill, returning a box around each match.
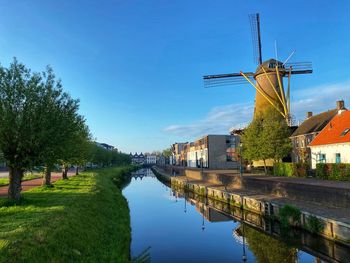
[203,13,312,125]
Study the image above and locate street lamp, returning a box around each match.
[239,142,243,177]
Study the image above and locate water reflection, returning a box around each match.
[171,185,350,263]
[124,169,350,263]
[131,168,156,180]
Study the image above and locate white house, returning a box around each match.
[146,155,157,164]
[309,109,350,169]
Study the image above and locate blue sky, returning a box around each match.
[0,0,349,153]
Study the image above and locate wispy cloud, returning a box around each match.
[163,103,253,137]
[292,81,350,121]
[162,80,350,139]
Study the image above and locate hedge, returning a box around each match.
[315,163,350,181]
[273,162,309,178]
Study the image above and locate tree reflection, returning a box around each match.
[240,224,298,263]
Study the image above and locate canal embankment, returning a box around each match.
[152,165,350,246]
[0,166,136,263]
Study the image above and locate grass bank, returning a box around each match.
[0,166,136,263]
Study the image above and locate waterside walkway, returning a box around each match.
[0,172,75,197]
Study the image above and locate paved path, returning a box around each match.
[0,172,75,197]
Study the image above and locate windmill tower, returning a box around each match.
[203,14,312,124]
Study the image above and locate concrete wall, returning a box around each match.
[163,165,350,209]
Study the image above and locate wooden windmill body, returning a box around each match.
[203,14,312,124]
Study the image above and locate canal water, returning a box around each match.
[123,168,349,263]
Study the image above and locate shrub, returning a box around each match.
[316,163,350,181]
[278,205,301,228]
[306,215,324,234]
[274,163,294,177]
[295,163,309,177]
[315,163,328,179]
[273,163,309,177]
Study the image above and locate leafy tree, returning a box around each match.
[89,143,130,168]
[0,150,5,163]
[0,59,58,199]
[59,116,91,178]
[0,59,90,199]
[37,67,85,185]
[162,147,172,157]
[242,109,292,174]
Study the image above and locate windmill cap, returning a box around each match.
[255,58,285,75]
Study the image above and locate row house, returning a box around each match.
[130,152,145,164]
[157,154,169,166]
[309,108,350,168]
[171,142,188,166]
[146,155,157,164]
[290,100,345,165]
[171,135,240,169]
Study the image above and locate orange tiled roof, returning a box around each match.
[309,110,350,146]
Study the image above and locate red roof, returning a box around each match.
[309,110,350,146]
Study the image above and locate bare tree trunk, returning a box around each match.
[263,160,267,175]
[62,166,69,180]
[43,165,52,186]
[75,166,79,175]
[8,167,23,201]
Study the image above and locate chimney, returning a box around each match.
[306,112,313,118]
[336,100,345,110]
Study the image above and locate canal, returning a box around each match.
[123,168,349,263]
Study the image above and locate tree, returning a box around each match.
[0,59,89,200]
[0,59,56,199]
[88,143,131,168]
[162,147,172,157]
[0,150,4,163]
[59,116,91,178]
[242,109,292,174]
[37,67,83,185]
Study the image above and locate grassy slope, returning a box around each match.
[0,167,134,263]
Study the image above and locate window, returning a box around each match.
[318,154,326,163]
[340,128,350,136]
[307,136,311,144]
[336,153,341,163]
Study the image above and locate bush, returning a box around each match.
[316,163,350,181]
[295,163,309,177]
[273,163,309,177]
[274,163,294,177]
[278,205,301,228]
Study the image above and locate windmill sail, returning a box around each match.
[249,13,262,65]
[203,72,254,88]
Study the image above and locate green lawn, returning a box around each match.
[0,173,43,186]
[0,166,135,263]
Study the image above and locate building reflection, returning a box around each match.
[171,186,350,263]
[131,168,156,180]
